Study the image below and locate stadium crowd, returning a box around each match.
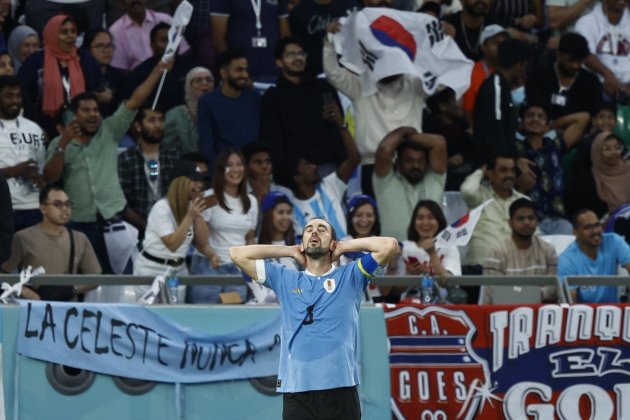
[0,0,629,305]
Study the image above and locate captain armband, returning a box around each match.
[358,253,381,278]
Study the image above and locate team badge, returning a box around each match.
[324,278,336,293]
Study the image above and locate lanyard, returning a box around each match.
[250,0,263,36]
[61,76,71,101]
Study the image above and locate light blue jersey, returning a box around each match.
[558,233,630,303]
[258,254,377,392]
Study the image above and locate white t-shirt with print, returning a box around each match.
[0,117,46,210]
[142,198,194,259]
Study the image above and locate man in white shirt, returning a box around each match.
[576,0,630,100]
[0,76,47,231]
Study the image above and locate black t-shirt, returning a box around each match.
[443,12,497,61]
[289,0,360,76]
[526,66,603,120]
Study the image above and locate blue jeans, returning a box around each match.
[188,255,247,303]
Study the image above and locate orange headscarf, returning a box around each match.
[42,15,85,117]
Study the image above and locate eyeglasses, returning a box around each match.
[284,51,307,59]
[91,43,115,51]
[147,160,159,181]
[46,200,73,209]
[602,145,623,152]
[191,76,213,84]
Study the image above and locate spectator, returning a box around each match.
[163,66,214,154]
[109,0,190,72]
[490,0,544,32]
[473,38,530,160]
[197,50,261,169]
[373,127,447,241]
[0,174,13,265]
[526,33,603,120]
[134,172,215,302]
[43,59,173,273]
[18,15,103,138]
[576,0,630,100]
[257,191,299,269]
[242,141,275,205]
[0,53,13,75]
[324,21,426,196]
[280,101,360,238]
[7,25,39,74]
[442,0,498,61]
[25,0,104,36]
[565,103,616,217]
[346,194,380,240]
[401,199,461,278]
[460,153,530,269]
[1,184,100,301]
[462,24,510,124]
[189,149,258,303]
[483,198,558,304]
[288,0,360,76]
[0,76,47,231]
[547,0,595,35]
[558,208,630,302]
[591,132,630,212]
[247,191,298,304]
[515,102,590,234]
[261,37,347,180]
[122,22,197,113]
[210,0,291,83]
[82,29,126,118]
[423,87,474,190]
[118,104,181,233]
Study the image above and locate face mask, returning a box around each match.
[511,86,526,106]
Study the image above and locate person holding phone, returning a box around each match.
[401,199,461,279]
[260,36,348,179]
[133,169,214,301]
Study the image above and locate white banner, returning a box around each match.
[163,0,193,62]
[331,8,473,97]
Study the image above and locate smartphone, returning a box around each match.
[322,92,335,106]
[406,256,419,265]
[62,110,75,126]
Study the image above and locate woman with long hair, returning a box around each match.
[189,149,258,303]
[163,66,214,153]
[402,199,461,278]
[133,173,214,302]
[18,15,103,137]
[340,194,381,264]
[248,191,297,304]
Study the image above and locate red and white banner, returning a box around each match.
[384,303,630,419]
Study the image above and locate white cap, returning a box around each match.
[479,24,509,45]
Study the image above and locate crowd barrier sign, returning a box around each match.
[384,303,630,419]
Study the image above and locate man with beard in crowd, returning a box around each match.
[197,50,261,170]
[0,76,48,231]
[43,59,172,273]
[260,37,347,180]
[229,218,398,419]
[118,104,180,234]
[372,126,447,241]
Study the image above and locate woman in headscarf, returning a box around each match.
[591,132,630,212]
[163,66,214,153]
[17,15,103,137]
[8,25,40,73]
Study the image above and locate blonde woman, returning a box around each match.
[134,171,214,301]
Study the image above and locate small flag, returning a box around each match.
[435,199,493,248]
[162,0,193,62]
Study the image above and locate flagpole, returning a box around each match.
[152,69,168,110]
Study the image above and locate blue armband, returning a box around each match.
[358,253,380,278]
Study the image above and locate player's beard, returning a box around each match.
[305,246,329,260]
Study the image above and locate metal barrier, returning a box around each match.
[0,274,576,303]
